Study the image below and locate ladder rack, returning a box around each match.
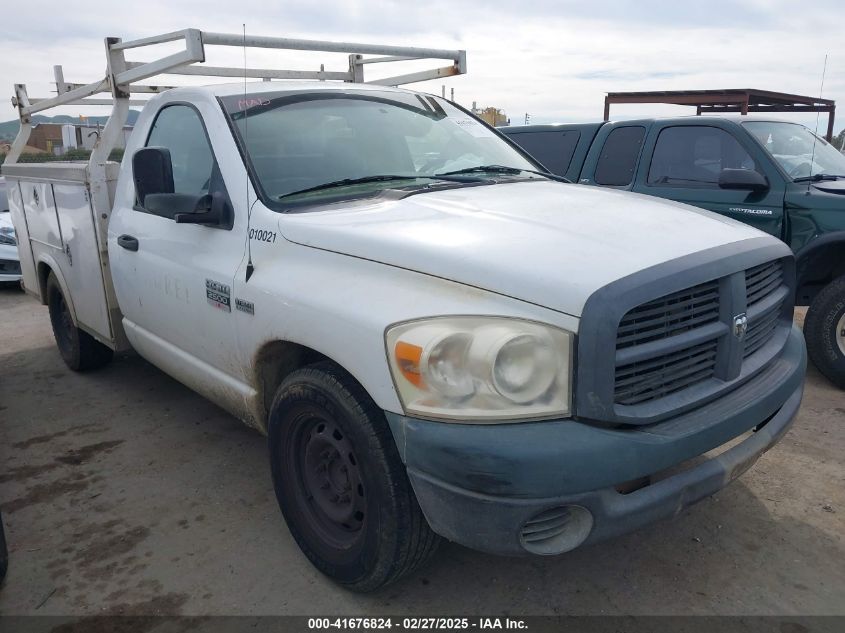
[4,28,466,164]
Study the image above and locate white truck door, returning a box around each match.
[110,103,248,383]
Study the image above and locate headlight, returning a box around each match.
[386,317,573,422]
[0,226,15,246]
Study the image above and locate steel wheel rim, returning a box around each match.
[293,414,366,549]
[837,312,845,357]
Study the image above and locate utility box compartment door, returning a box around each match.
[21,181,62,248]
[53,183,112,342]
[6,179,39,293]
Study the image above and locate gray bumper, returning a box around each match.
[386,326,806,556]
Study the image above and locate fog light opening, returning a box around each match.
[519,505,593,555]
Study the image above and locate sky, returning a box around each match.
[0,0,842,134]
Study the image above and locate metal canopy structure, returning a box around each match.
[5,28,467,164]
[603,89,836,140]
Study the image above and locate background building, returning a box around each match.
[22,122,133,155]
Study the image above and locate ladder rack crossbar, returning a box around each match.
[200,31,462,61]
[128,62,350,82]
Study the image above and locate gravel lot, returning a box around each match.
[0,284,843,616]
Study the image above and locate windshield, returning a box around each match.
[743,121,845,181]
[221,90,538,205]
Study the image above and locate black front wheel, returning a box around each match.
[805,275,845,389]
[268,361,440,592]
[46,272,113,372]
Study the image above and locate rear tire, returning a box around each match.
[268,361,440,592]
[46,272,113,371]
[804,275,845,389]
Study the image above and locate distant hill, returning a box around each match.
[0,110,141,142]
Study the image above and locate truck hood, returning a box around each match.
[278,181,765,317]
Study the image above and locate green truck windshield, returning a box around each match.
[743,121,845,181]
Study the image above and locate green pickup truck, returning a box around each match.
[502,118,845,388]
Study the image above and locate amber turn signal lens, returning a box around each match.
[395,341,424,387]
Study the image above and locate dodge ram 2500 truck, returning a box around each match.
[503,118,845,389]
[4,31,806,592]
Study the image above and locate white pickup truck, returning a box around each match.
[5,30,806,592]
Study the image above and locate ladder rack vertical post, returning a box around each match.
[89,37,131,168]
[54,65,69,95]
[87,37,132,255]
[349,54,365,83]
[6,85,33,165]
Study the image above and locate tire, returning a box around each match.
[0,511,7,584]
[804,275,845,389]
[46,272,113,371]
[268,361,440,592]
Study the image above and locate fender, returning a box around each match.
[36,253,79,327]
[794,231,845,305]
[795,230,845,265]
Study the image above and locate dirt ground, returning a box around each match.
[0,284,843,616]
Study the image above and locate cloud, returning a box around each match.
[573,70,692,81]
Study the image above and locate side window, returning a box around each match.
[648,126,757,187]
[509,131,580,177]
[595,125,645,187]
[145,105,215,196]
[594,126,645,186]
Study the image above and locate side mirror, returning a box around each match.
[718,168,769,192]
[174,192,227,225]
[143,191,232,228]
[133,147,174,205]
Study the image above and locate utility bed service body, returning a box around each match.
[4,31,805,591]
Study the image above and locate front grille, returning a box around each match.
[616,280,720,349]
[0,259,21,275]
[746,261,783,307]
[744,307,780,358]
[744,261,785,359]
[614,258,789,407]
[615,339,718,405]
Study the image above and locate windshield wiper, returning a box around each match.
[278,175,420,199]
[793,173,845,183]
[436,165,569,182]
[277,174,485,199]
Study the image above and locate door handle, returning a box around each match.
[117,234,139,252]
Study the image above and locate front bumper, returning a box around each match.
[386,325,806,556]
[0,244,21,282]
